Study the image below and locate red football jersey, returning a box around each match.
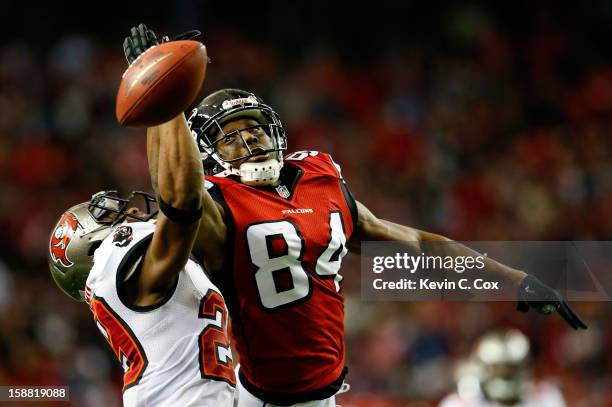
[206,151,357,397]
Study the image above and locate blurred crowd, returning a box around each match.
[1,3,611,406]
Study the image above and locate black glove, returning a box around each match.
[123,23,158,65]
[123,23,202,65]
[517,274,587,330]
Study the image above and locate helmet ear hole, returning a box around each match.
[88,241,103,256]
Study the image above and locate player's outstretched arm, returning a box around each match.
[121,24,204,305]
[133,114,203,305]
[145,117,226,276]
[349,200,587,330]
[124,23,227,280]
[349,200,527,284]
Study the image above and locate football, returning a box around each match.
[116,40,208,127]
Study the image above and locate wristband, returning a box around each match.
[158,197,202,224]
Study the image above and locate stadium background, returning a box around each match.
[0,1,611,406]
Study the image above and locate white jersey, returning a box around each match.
[439,382,566,407]
[85,221,235,407]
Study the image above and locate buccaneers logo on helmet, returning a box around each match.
[50,212,79,268]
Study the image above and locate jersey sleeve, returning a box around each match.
[296,151,358,234]
[324,153,358,230]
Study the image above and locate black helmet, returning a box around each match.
[187,89,287,184]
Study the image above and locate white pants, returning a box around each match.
[234,366,336,407]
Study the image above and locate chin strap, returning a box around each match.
[239,158,282,186]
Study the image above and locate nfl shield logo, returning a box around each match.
[275,185,290,198]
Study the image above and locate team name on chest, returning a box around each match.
[281,208,314,214]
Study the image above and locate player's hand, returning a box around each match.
[123,23,159,65]
[517,274,587,330]
[123,23,202,65]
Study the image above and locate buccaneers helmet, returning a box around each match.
[48,191,157,301]
[187,88,287,185]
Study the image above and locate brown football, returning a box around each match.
[116,40,207,127]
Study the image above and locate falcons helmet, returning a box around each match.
[187,88,287,185]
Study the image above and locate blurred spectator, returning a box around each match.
[439,329,566,406]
